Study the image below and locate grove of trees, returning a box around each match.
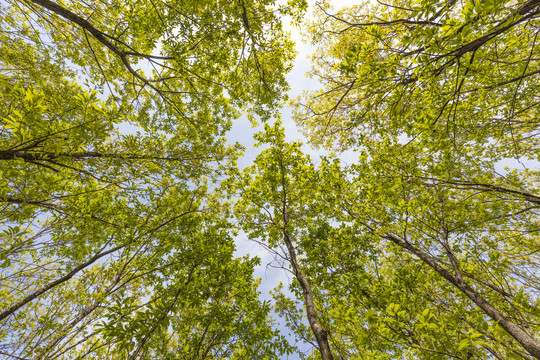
[1,0,540,359]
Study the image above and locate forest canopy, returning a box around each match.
[1,0,540,360]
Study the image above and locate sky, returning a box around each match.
[9,1,540,359]
[227,0,356,168]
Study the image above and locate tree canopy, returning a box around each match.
[2,0,540,359]
[290,0,540,359]
[0,0,298,358]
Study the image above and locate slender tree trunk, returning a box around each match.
[282,229,334,360]
[384,233,540,360]
[275,152,333,359]
[0,244,122,322]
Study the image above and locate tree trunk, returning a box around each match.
[384,233,540,360]
[282,229,334,360]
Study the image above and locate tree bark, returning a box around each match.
[282,229,334,360]
[0,150,203,162]
[384,233,540,360]
[0,244,122,322]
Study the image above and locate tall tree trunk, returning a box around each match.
[282,229,334,360]
[0,244,122,322]
[384,233,540,360]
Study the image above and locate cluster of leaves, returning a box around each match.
[296,0,540,156]
[232,120,540,359]
[260,0,540,359]
[0,0,302,358]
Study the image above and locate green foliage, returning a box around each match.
[232,122,540,359]
[0,0,299,358]
[289,1,540,359]
[2,0,540,359]
[296,0,540,156]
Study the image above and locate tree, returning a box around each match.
[336,140,540,359]
[229,122,540,359]
[291,0,540,359]
[226,121,335,360]
[0,0,301,358]
[4,0,540,359]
